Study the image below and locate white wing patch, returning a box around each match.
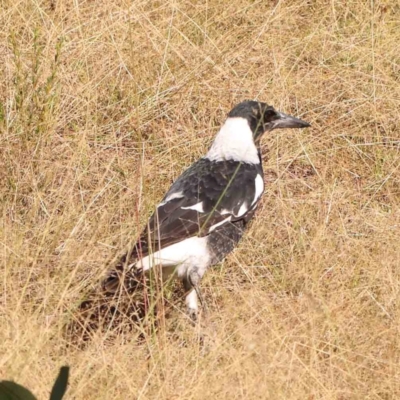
[237,202,248,217]
[208,216,232,233]
[181,201,204,213]
[158,191,184,207]
[252,174,264,206]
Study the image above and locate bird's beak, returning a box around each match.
[272,112,311,130]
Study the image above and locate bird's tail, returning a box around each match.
[101,250,142,294]
[65,282,148,346]
[65,252,147,346]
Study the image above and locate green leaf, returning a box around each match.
[49,366,69,400]
[0,381,37,400]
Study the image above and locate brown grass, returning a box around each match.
[1,0,400,398]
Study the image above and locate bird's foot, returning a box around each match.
[187,306,198,325]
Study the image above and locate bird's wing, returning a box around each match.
[134,158,264,257]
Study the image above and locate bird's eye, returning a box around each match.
[262,109,277,122]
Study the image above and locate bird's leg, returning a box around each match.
[183,268,207,323]
[184,285,199,323]
[189,269,207,307]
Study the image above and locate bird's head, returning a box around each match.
[206,100,310,163]
[227,100,310,143]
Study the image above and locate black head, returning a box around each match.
[228,100,310,141]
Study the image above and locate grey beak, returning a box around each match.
[273,112,311,129]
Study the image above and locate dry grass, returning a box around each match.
[1,0,400,398]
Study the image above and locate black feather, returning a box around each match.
[103,158,263,292]
[135,158,262,256]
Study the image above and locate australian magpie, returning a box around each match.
[102,100,310,321]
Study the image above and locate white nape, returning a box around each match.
[205,117,259,164]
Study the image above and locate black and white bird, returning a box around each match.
[103,100,310,321]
